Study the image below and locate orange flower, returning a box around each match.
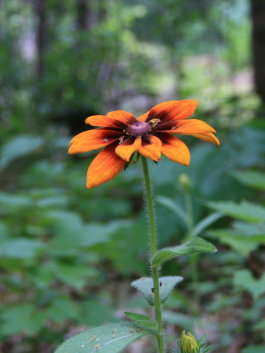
[68,100,220,188]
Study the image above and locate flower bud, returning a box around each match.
[180,330,199,353]
[179,174,192,192]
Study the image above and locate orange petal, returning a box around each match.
[86,144,126,188]
[158,133,190,166]
[190,132,220,146]
[167,119,216,134]
[107,110,136,125]
[68,129,121,154]
[115,137,141,162]
[138,135,162,162]
[85,110,136,129]
[148,100,198,122]
[137,112,149,122]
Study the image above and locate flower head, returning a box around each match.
[68,100,220,188]
[180,331,200,353]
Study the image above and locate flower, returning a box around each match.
[180,331,200,353]
[68,100,220,188]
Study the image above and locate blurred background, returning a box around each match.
[0,0,265,352]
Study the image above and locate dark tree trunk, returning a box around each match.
[34,0,48,79]
[251,0,265,104]
[76,0,96,30]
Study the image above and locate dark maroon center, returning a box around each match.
[126,121,152,137]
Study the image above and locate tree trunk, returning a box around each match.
[34,0,48,79]
[251,0,265,104]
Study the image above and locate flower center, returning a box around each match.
[126,121,152,137]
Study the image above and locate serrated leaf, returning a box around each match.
[55,323,148,353]
[124,312,158,331]
[152,237,217,267]
[208,229,262,257]
[131,276,183,305]
[206,201,265,223]
[233,270,265,299]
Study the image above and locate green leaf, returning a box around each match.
[208,229,262,257]
[233,170,265,190]
[233,270,265,299]
[0,135,43,170]
[191,212,223,237]
[206,201,265,223]
[156,196,187,224]
[124,312,158,331]
[1,304,45,336]
[0,239,44,259]
[55,323,149,353]
[254,318,265,331]
[242,345,265,353]
[131,276,183,305]
[152,237,217,267]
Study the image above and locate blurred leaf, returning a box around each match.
[80,299,113,326]
[208,229,264,256]
[191,212,223,237]
[254,318,265,331]
[233,170,265,190]
[55,323,149,353]
[156,196,187,224]
[233,270,265,299]
[52,262,98,289]
[131,276,183,305]
[162,311,193,330]
[242,346,265,353]
[1,304,45,336]
[0,135,43,169]
[46,297,80,323]
[207,201,265,223]
[152,237,217,267]
[0,239,44,259]
[124,312,158,331]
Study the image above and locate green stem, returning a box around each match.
[141,157,165,353]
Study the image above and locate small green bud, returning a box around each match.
[179,174,192,191]
[180,330,199,353]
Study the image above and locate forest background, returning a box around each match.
[0,1,265,353]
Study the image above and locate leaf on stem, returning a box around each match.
[54,323,149,353]
[152,237,217,267]
[124,312,158,331]
[131,276,183,305]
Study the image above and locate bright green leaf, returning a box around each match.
[131,276,183,305]
[55,323,149,353]
[152,237,217,267]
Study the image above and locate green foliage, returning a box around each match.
[206,200,265,223]
[124,312,158,331]
[152,237,217,267]
[233,270,265,300]
[55,323,149,353]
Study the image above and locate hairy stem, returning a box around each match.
[141,157,165,353]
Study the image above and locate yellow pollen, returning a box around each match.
[149,118,161,128]
[118,136,125,144]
